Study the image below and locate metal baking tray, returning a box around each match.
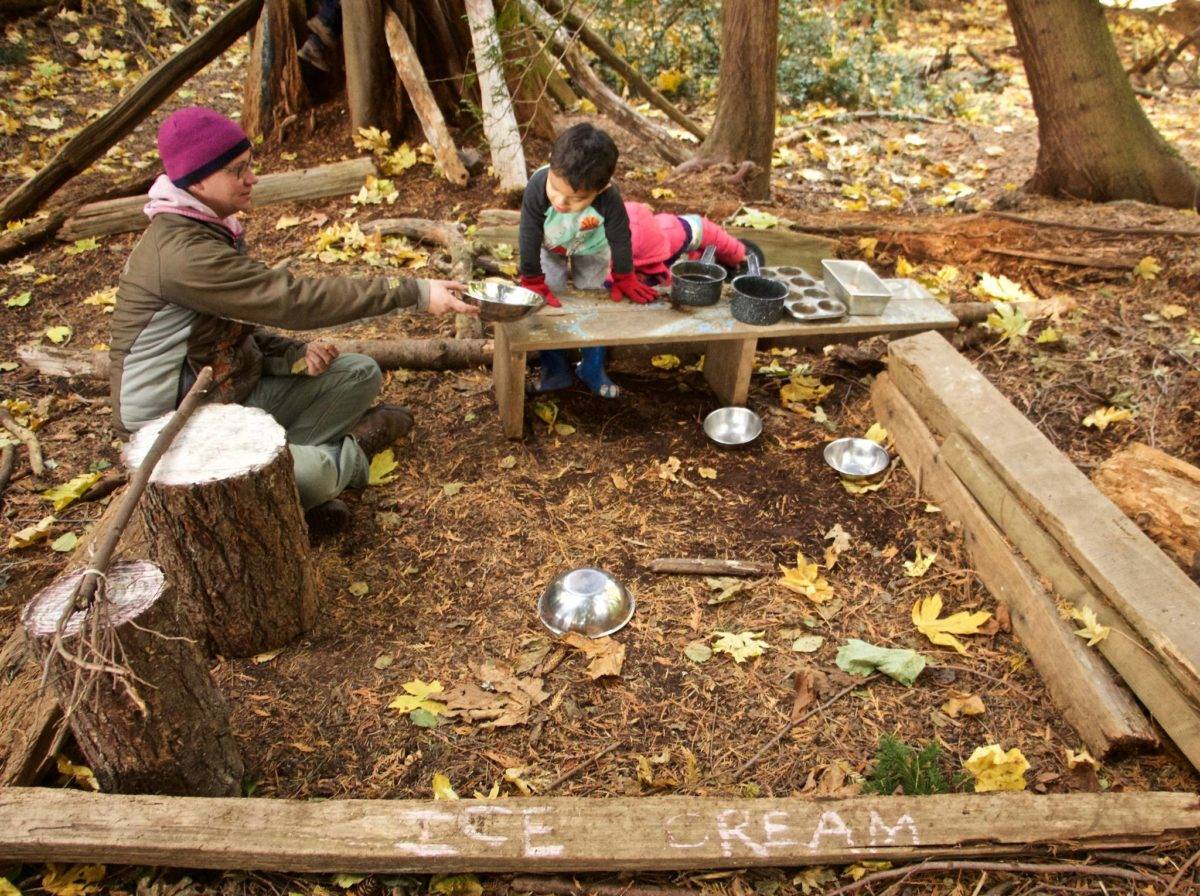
[822,259,891,315]
[760,266,847,321]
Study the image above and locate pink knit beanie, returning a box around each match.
[157,107,252,188]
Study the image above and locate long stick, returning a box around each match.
[74,367,214,607]
[648,557,772,577]
[0,0,263,224]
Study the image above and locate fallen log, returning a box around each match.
[887,331,1200,707]
[0,0,264,225]
[1093,442,1200,577]
[982,246,1138,270]
[1,789,1198,871]
[23,561,244,796]
[942,434,1200,771]
[58,157,376,241]
[647,558,773,577]
[464,0,528,193]
[125,403,318,658]
[538,0,705,140]
[382,8,470,186]
[520,0,690,166]
[18,337,491,381]
[871,374,1157,760]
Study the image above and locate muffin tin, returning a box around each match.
[761,266,848,322]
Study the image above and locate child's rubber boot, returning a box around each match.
[576,346,620,398]
[531,349,572,394]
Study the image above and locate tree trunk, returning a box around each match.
[23,560,244,796]
[343,0,401,135]
[496,0,557,142]
[242,0,309,139]
[696,0,778,199]
[464,0,529,193]
[125,404,319,659]
[1006,0,1200,209]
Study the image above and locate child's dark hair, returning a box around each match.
[549,123,618,193]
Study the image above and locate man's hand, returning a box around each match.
[427,280,478,316]
[304,341,339,375]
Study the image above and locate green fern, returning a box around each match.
[863,733,958,796]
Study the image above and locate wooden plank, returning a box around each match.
[493,325,526,439]
[1093,441,1200,575]
[58,157,377,241]
[464,0,527,193]
[703,337,755,407]
[871,375,1158,759]
[383,9,470,186]
[501,293,956,353]
[887,331,1200,705]
[942,435,1200,771]
[1,788,1197,872]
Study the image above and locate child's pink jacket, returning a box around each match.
[625,202,746,284]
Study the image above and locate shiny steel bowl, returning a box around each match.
[463,280,546,322]
[703,407,763,447]
[538,567,635,637]
[824,437,890,479]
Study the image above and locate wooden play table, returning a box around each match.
[492,288,957,437]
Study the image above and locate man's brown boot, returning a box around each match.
[350,404,415,457]
[305,498,351,538]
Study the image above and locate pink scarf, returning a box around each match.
[143,174,244,238]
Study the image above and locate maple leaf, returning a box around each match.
[780,373,833,409]
[1069,605,1110,647]
[352,126,391,155]
[973,272,1034,303]
[1132,255,1161,281]
[711,630,769,663]
[779,551,834,603]
[1082,406,1132,432]
[382,144,418,175]
[963,744,1029,792]
[903,545,936,578]
[655,68,686,93]
[985,302,1030,344]
[388,679,448,716]
[911,594,991,655]
[704,576,750,605]
[651,354,681,370]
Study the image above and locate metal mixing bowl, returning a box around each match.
[463,280,546,322]
[703,407,763,447]
[538,567,635,637]
[824,437,889,479]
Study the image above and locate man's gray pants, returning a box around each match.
[244,353,379,509]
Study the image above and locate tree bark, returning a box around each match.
[242,0,309,139]
[343,0,401,135]
[0,0,264,225]
[125,404,319,659]
[1006,0,1200,209]
[1093,442,1200,577]
[695,0,778,199]
[23,560,244,796]
[465,0,529,194]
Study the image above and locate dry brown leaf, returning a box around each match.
[560,631,626,678]
[442,658,548,727]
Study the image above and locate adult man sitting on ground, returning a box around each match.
[110,106,477,534]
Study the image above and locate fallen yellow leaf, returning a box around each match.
[912,593,991,654]
[903,545,936,578]
[779,551,834,603]
[432,772,459,800]
[1082,406,1132,432]
[651,354,681,370]
[1069,605,1110,647]
[963,744,1029,792]
[1133,255,1161,281]
[388,679,448,715]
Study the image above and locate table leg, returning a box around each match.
[703,337,757,406]
[492,326,527,438]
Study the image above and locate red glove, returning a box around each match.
[609,270,657,305]
[520,274,561,308]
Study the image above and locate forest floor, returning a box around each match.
[2,1,1200,895]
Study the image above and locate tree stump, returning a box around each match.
[124,403,318,658]
[23,561,244,795]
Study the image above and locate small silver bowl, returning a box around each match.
[703,407,763,447]
[463,280,546,322]
[824,437,889,479]
[538,567,635,637]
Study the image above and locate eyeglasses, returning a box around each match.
[223,157,256,180]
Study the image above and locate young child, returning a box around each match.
[624,201,764,285]
[518,124,655,398]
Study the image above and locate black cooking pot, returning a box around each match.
[729,254,788,325]
[670,245,726,306]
